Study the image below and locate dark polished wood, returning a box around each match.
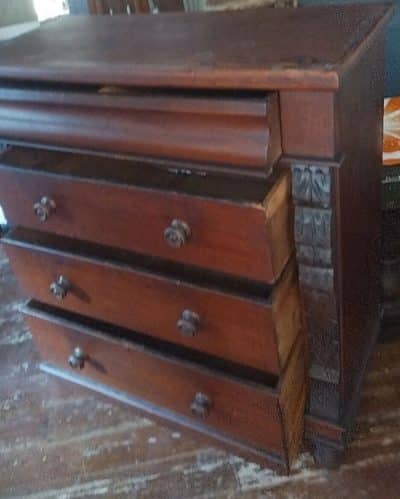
[0,87,281,169]
[23,304,306,471]
[1,245,399,496]
[0,5,392,90]
[291,28,387,461]
[0,4,393,472]
[3,233,301,376]
[0,147,291,282]
[280,91,336,159]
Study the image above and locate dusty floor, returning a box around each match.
[0,247,400,498]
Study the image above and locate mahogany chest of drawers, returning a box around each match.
[0,4,393,471]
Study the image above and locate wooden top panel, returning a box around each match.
[0,4,393,91]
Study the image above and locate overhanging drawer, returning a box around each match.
[0,86,281,171]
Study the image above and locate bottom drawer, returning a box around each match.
[24,304,305,471]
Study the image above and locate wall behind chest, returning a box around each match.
[0,0,37,27]
[301,0,400,97]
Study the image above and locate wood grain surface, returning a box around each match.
[23,306,297,465]
[0,89,281,169]
[0,247,399,497]
[0,147,292,283]
[3,233,300,375]
[0,5,393,90]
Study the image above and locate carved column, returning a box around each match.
[291,164,340,421]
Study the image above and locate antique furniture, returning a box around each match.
[0,4,393,471]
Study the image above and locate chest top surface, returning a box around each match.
[0,3,393,91]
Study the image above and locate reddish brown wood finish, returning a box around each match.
[289,28,387,465]
[0,5,392,90]
[23,305,305,466]
[2,235,301,375]
[0,88,281,169]
[0,4,393,471]
[0,149,291,283]
[280,91,336,159]
[335,30,385,423]
[1,246,398,495]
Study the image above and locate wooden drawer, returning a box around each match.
[23,303,306,471]
[0,147,293,283]
[2,230,301,376]
[0,86,281,171]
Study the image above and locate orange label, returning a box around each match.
[383,97,400,166]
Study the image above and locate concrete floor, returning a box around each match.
[0,247,400,498]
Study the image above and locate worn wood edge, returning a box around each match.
[271,260,302,370]
[0,64,341,92]
[266,92,282,169]
[38,362,289,473]
[264,169,291,218]
[278,153,345,170]
[264,170,293,283]
[287,385,307,466]
[0,85,270,118]
[276,330,304,391]
[278,333,306,466]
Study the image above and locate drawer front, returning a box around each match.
[24,305,305,464]
[0,88,281,170]
[3,237,301,375]
[0,159,292,284]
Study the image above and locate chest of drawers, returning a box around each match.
[0,4,393,471]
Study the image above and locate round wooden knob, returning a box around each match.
[164,219,191,248]
[177,310,200,337]
[49,275,70,300]
[68,347,87,369]
[190,392,211,419]
[33,196,56,222]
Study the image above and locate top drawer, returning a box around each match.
[0,147,292,283]
[0,85,281,171]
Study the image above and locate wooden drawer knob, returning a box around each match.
[190,392,211,419]
[33,196,56,222]
[68,346,87,369]
[177,309,200,337]
[49,275,70,300]
[164,219,191,248]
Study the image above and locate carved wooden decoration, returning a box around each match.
[291,164,340,420]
